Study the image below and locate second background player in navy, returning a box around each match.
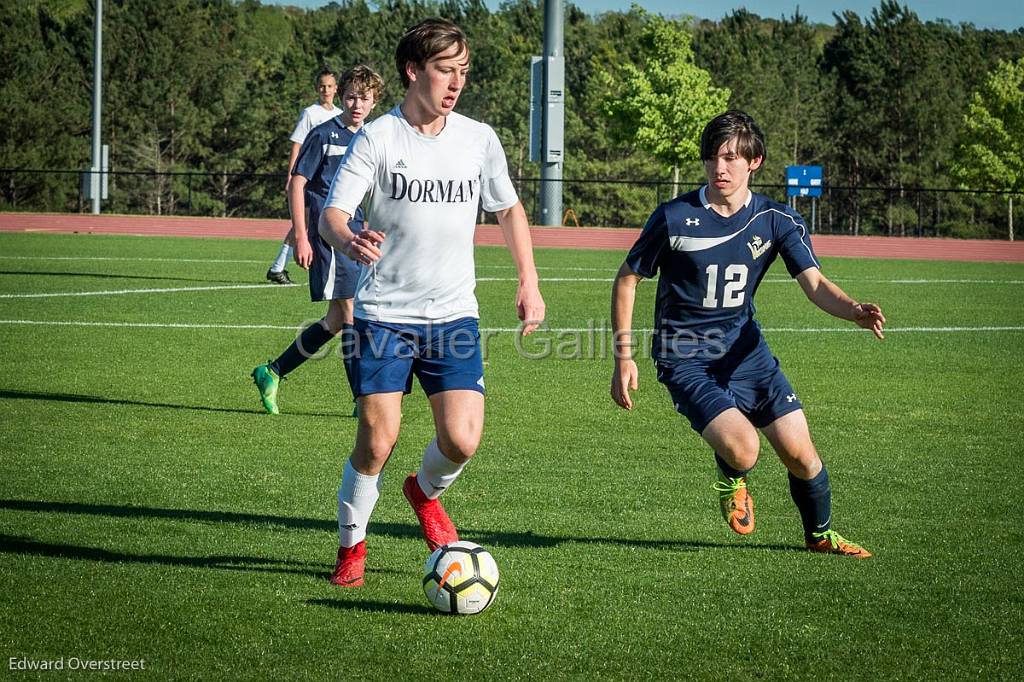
[251,66,383,415]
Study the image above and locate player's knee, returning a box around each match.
[719,433,760,470]
[437,429,480,463]
[354,416,400,468]
[323,309,348,336]
[360,435,397,468]
[785,449,821,479]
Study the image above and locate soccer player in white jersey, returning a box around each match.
[611,110,884,558]
[319,18,545,586]
[266,67,340,285]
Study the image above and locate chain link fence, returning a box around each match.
[1,168,1017,240]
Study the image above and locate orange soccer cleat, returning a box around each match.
[330,540,367,587]
[403,472,459,552]
[713,473,755,535]
[806,530,872,558]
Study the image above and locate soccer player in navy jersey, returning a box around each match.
[319,19,545,586]
[611,110,884,558]
[251,66,384,415]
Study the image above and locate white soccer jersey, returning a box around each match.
[289,103,340,144]
[325,106,518,323]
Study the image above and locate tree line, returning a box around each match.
[1,0,1022,236]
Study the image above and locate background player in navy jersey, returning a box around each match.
[611,110,884,558]
[251,65,384,415]
[319,19,545,586]
[266,67,342,285]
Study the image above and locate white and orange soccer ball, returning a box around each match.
[422,541,499,615]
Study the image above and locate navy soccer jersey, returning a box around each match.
[292,116,363,224]
[626,186,819,358]
[292,115,363,302]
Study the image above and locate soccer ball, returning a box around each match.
[422,541,499,615]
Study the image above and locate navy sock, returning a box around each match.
[714,452,752,480]
[270,321,335,378]
[788,467,832,542]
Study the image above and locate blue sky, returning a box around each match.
[266,1,1022,30]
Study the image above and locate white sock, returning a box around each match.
[416,438,467,500]
[338,458,380,547]
[270,242,292,273]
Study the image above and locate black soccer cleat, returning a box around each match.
[266,269,293,285]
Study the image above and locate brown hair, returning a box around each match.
[700,110,766,163]
[315,66,336,87]
[395,18,468,88]
[338,64,385,102]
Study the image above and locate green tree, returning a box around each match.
[694,10,834,196]
[603,12,730,193]
[0,1,91,210]
[951,57,1024,193]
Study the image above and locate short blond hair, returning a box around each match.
[338,65,384,102]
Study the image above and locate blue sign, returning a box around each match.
[785,165,823,198]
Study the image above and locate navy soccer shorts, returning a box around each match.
[655,333,803,434]
[346,317,485,398]
[305,195,360,302]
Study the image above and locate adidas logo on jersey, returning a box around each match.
[395,159,408,169]
[747,235,772,260]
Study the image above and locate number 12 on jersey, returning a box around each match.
[702,263,748,308]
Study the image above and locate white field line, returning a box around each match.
[0,256,595,269]
[0,319,1021,334]
[0,277,1021,300]
[3,278,1019,299]
[479,277,1024,284]
[0,283,296,299]
[0,255,1020,285]
[0,255,265,264]
[0,319,298,330]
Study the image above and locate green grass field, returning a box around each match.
[1,231,1022,679]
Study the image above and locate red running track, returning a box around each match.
[2,212,1023,262]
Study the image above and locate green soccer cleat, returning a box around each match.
[251,363,280,415]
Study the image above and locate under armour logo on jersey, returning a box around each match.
[395,159,408,169]
[330,131,339,139]
[786,394,797,403]
[685,218,700,226]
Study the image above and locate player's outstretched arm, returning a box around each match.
[495,202,545,336]
[611,263,643,410]
[320,207,384,265]
[796,267,886,340]
[287,175,313,270]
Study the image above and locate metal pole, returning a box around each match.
[1010,196,1014,242]
[90,0,103,214]
[540,0,563,226]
